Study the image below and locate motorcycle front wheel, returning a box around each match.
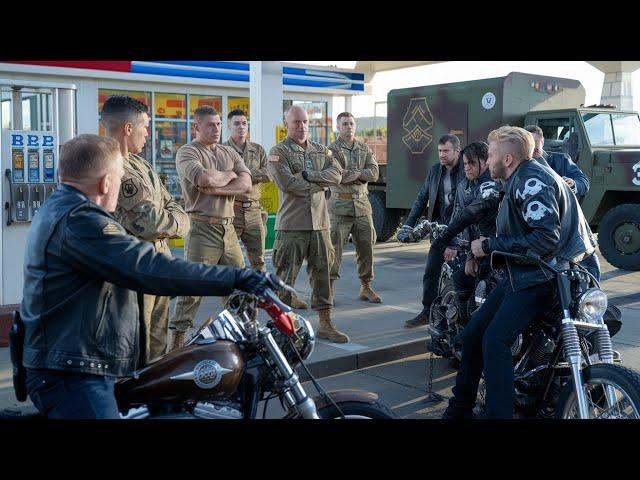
[556,364,640,419]
[316,400,396,419]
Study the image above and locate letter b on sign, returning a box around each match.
[11,134,24,146]
[42,135,54,147]
[27,135,39,147]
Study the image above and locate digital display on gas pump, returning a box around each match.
[28,149,40,182]
[12,149,25,182]
[43,150,55,182]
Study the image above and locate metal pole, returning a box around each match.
[11,88,22,130]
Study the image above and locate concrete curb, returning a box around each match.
[297,336,429,382]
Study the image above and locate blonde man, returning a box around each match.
[443,126,596,419]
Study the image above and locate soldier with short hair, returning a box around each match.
[102,95,190,363]
[168,106,252,350]
[268,105,348,343]
[224,109,271,271]
[328,112,382,303]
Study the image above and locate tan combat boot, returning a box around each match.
[168,329,187,352]
[330,279,335,299]
[316,309,349,344]
[359,282,382,303]
[289,295,309,310]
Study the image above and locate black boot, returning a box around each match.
[404,310,429,328]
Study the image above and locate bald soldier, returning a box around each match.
[328,112,382,303]
[101,95,190,363]
[268,105,349,343]
[224,109,271,271]
[168,105,252,350]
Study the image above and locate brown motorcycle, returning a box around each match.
[114,274,395,419]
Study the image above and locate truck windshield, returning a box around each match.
[582,112,640,146]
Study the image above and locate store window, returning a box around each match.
[2,90,54,131]
[283,100,330,145]
[188,95,222,140]
[98,89,223,199]
[98,89,152,161]
[154,93,187,198]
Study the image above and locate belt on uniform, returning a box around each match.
[336,192,363,200]
[189,213,233,225]
[234,199,258,208]
[152,238,167,250]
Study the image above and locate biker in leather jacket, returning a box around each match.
[19,134,269,418]
[444,126,595,419]
[479,159,595,292]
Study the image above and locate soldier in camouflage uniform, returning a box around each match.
[328,112,381,303]
[224,109,271,271]
[268,105,348,343]
[168,106,252,350]
[101,95,190,363]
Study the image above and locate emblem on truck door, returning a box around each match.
[402,97,434,154]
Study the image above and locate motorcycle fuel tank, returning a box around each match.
[115,340,245,405]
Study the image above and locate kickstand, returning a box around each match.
[423,349,445,406]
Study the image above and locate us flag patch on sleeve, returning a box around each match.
[268,155,280,162]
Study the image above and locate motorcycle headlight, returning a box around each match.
[577,288,608,324]
[290,312,315,361]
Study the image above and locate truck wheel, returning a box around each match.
[368,190,403,243]
[598,203,640,271]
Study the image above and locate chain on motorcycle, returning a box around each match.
[287,337,346,419]
[423,350,445,407]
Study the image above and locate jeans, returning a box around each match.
[421,247,446,313]
[446,279,556,418]
[26,368,120,419]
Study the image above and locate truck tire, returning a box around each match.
[598,203,640,271]
[369,190,402,243]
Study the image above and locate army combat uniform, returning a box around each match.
[114,152,190,363]
[169,140,251,339]
[224,137,271,271]
[268,137,349,343]
[328,137,381,303]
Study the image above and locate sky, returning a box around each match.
[294,61,640,121]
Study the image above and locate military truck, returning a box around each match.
[367,72,640,270]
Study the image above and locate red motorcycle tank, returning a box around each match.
[115,340,244,404]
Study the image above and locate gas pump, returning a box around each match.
[0,80,76,313]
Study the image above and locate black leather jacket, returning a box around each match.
[21,184,244,377]
[431,169,500,252]
[483,160,596,291]
[404,160,464,227]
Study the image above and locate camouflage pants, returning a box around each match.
[272,230,334,311]
[233,205,267,271]
[330,213,376,283]
[169,219,245,333]
[144,240,172,363]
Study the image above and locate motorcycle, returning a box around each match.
[10,274,395,419]
[409,219,473,366]
[473,251,637,419]
[114,274,395,419]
